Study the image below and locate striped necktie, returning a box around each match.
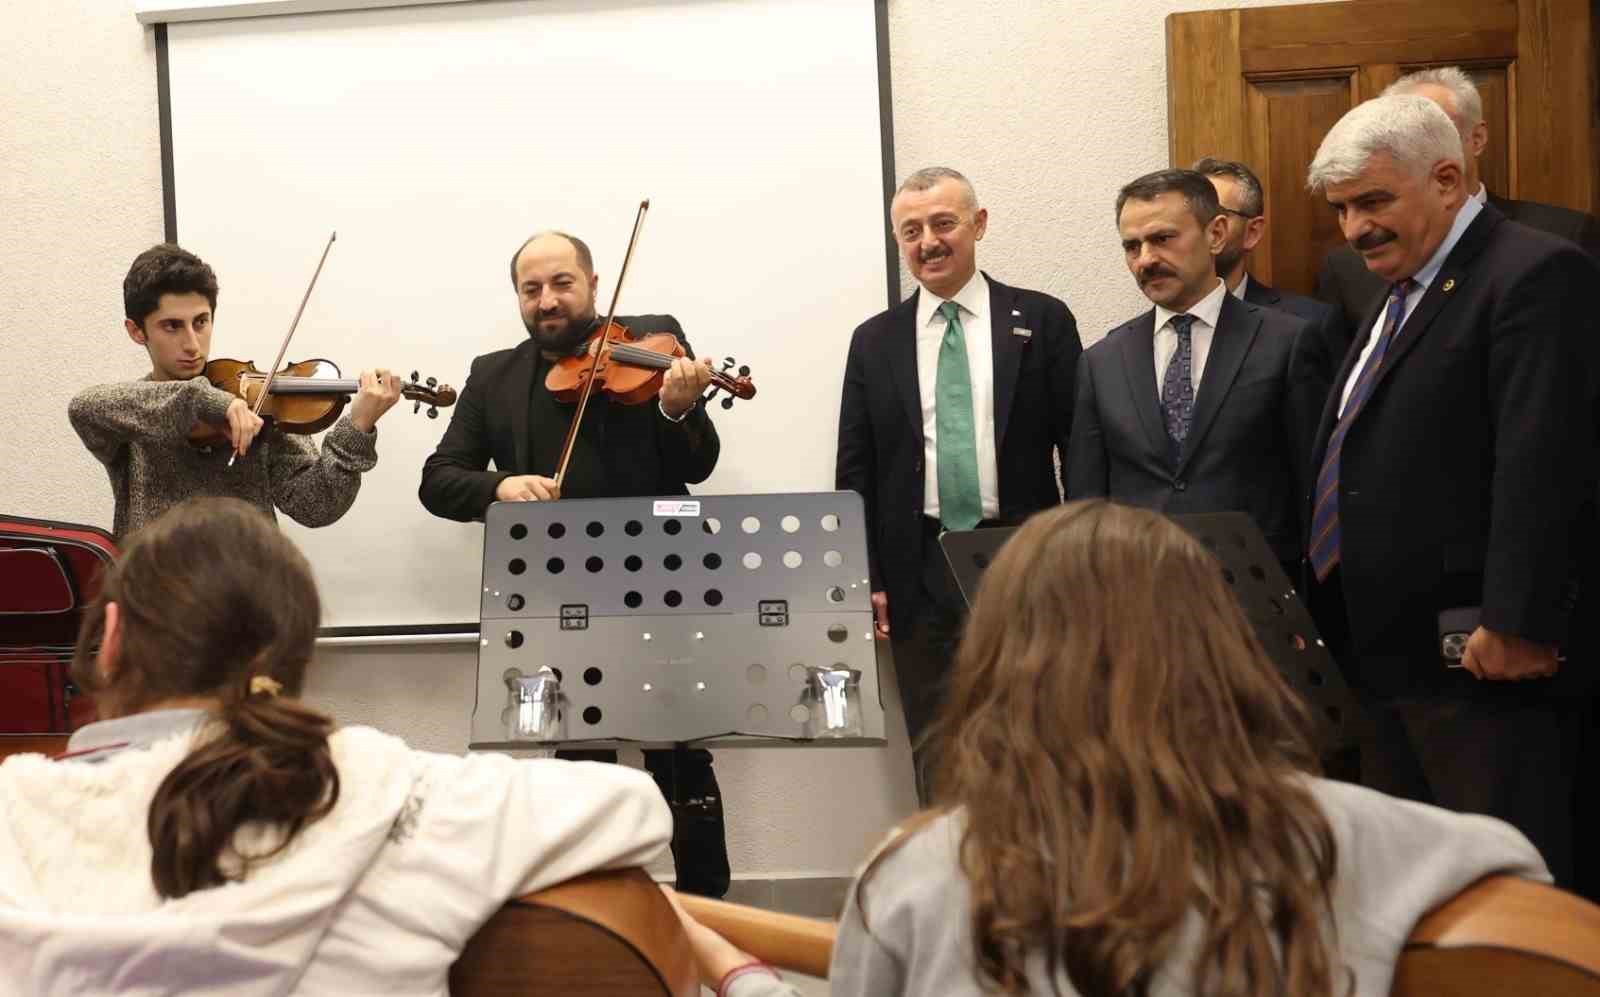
[1308,280,1417,582]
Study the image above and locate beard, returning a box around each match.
[1213,243,1245,278]
[524,304,598,355]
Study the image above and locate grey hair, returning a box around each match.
[1191,157,1265,217]
[1306,95,1464,192]
[1385,66,1483,130]
[896,167,979,210]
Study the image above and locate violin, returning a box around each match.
[188,358,457,447]
[544,321,756,407]
[547,201,758,488]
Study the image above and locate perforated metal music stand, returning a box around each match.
[469,491,886,750]
[940,511,1366,755]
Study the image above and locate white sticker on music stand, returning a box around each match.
[653,500,702,517]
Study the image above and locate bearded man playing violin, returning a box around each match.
[69,243,403,539]
[419,230,717,512]
[419,229,728,899]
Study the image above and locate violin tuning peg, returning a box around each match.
[738,365,751,377]
[413,401,421,414]
[427,406,439,419]
[721,358,734,370]
[426,376,437,388]
[411,370,419,382]
[721,397,734,410]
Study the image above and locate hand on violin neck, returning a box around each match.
[496,474,561,503]
[659,356,714,419]
[224,398,264,459]
[349,368,403,433]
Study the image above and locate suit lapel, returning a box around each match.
[508,341,538,473]
[1242,278,1281,309]
[1366,206,1503,400]
[1177,294,1260,474]
[987,274,1025,451]
[888,292,923,443]
[1118,310,1168,461]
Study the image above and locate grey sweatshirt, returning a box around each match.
[734,776,1548,997]
[68,375,377,538]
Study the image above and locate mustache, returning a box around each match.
[1138,265,1177,285]
[918,247,950,263]
[1353,228,1398,252]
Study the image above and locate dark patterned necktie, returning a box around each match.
[1160,314,1196,467]
[1309,279,1417,582]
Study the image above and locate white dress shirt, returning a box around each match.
[1230,272,1250,301]
[1153,276,1228,399]
[1337,197,1483,416]
[916,271,998,521]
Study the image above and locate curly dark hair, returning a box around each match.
[123,243,219,328]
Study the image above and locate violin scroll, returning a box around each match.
[707,357,757,410]
[406,371,458,419]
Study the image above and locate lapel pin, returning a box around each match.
[1011,309,1022,317]
[1011,327,1032,339]
[1442,278,1456,293]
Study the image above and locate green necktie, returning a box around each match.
[935,300,982,531]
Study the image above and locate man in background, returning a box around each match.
[1193,156,1341,440]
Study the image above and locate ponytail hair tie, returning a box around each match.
[249,675,284,697]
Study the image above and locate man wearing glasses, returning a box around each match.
[1193,157,1341,450]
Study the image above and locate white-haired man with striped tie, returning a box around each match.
[1303,94,1600,890]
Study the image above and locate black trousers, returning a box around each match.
[1308,568,1580,888]
[890,517,1000,803]
[557,745,730,898]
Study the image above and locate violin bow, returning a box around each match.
[230,231,338,466]
[553,200,649,488]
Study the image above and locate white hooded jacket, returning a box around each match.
[0,711,671,996]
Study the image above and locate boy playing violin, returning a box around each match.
[69,243,402,538]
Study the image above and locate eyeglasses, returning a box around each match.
[1219,207,1261,220]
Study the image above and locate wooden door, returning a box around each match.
[1166,0,1596,295]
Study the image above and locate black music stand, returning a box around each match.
[940,512,1365,755]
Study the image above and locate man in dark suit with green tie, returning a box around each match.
[835,168,1080,795]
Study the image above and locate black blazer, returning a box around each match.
[1315,192,1600,360]
[835,274,1080,630]
[1067,293,1316,562]
[419,315,719,522]
[1244,277,1343,445]
[1309,205,1600,697]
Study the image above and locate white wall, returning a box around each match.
[3,0,1317,880]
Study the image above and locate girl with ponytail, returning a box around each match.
[0,498,671,995]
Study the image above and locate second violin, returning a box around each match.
[544,321,755,407]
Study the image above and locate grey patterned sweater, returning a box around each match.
[68,375,378,538]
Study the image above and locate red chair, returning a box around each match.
[0,515,115,734]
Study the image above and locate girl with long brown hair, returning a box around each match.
[675,501,1546,997]
[0,497,670,996]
